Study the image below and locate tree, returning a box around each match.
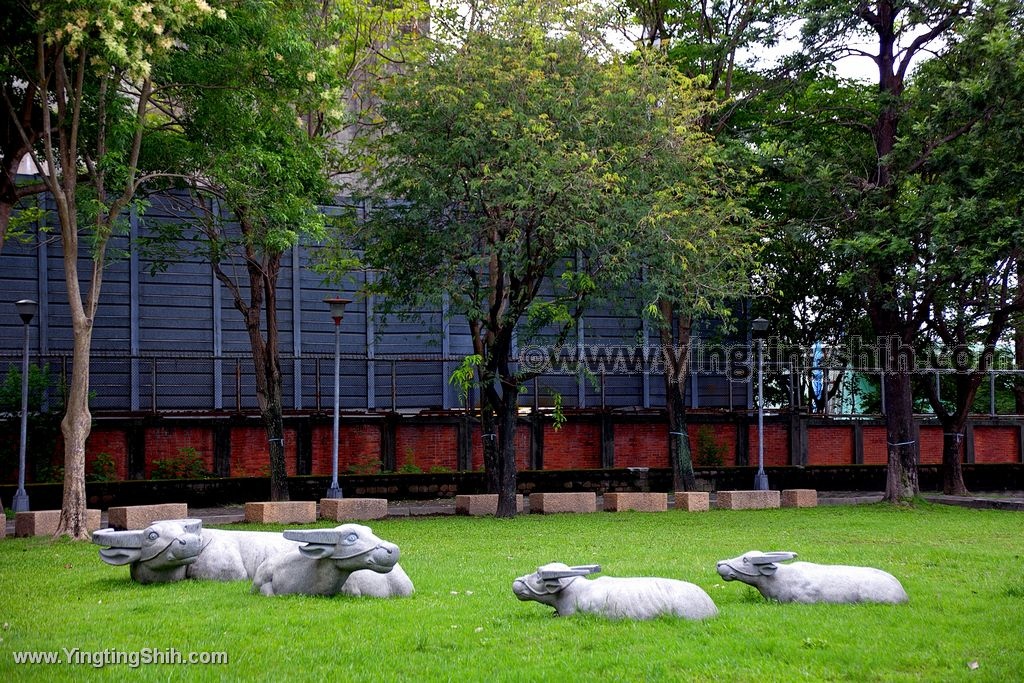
[142,0,418,501]
[793,1,996,502]
[349,0,718,515]
[5,0,218,538]
[902,5,1024,493]
[638,169,757,491]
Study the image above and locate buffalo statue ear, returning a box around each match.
[298,543,335,560]
[757,563,779,576]
[99,547,143,566]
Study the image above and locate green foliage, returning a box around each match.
[549,391,566,431]
[0,364,56,414]
[86,452,118,483]
[1,506,1022,680]
[397,447,422,474]
[150,446,210,480]
[693,426,726,467]
[448,355,483,404]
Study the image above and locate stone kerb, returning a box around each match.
[108,503,189,530]
[603,492,668,513]
[716,490,781,510]
[673,492,710,512]
[15,509,103,537]
[781,489,818,508]
[320,498,388,521]
[455,494,525,516]
[245,501,317,524]
[529,492,598,514]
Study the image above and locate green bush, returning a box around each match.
[150,446,210,479]
[87,452,118,482]
[693,426,727,467]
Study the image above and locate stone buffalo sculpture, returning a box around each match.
[512,563,718,620]
[92,519,297,584]
[715,551,908,604]
[252,524,402,597]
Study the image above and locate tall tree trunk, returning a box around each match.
[480,403,499,494]
[939,415,969,496]
[243,271,290,502]
[659,300,696,491]
[56,315,93,539]
[881,343,919,502]
[495,391,519,517]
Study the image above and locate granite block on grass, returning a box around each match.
[15,509,102,537]
[716,490,781,510]
[455,494,524,516]
[673,492,710,512]
[244,501,317,524]
[320,498,388,521]
[603,492,668,512]
[529,492,597,514]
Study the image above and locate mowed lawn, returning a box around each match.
[1,502,1021,681]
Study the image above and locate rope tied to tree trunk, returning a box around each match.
[887,440,916,447]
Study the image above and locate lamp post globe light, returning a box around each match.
[752,317,770,492]
[324,297,351,500]
[14,299,38,513]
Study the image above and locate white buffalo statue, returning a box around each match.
[513,563,718,620]
[92,519,296,584]
[252,524,403,597]
[715,551,908,604]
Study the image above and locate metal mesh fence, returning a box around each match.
[2,351,1024,416]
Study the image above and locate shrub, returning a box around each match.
[150,446,210,479]
[694,426,727,467]
[87,452,118,482]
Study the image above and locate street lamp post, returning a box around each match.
[324,297,350,500]
[13,299,38,512]
[752,317,770,491]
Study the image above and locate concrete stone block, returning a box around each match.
[1,510,6,539]
[244,501,316,524]
[716,490,781,510]
[107,503,189,530]
[320,498,389,521]
[529,492,597,514]
[781,489,818,508]
[603,492,668,512]
[454,494,524,516]
[15,509,102,537]
[673,491,710,512]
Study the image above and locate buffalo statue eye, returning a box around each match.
[742,557,749,564]
[148,531,159,541]
[347,533,358,542]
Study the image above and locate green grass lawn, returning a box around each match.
[1,503,1022,681]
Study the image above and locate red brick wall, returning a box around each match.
[469,424,531,471]
[614,422,669,468]
[919,426,943,465]
[543,423,601,470]
[862,426,889,465]
[974,426,1019,464]
[748,424,789,466]
[396,423,458,472]
[699,424,738,467]
[15,416,1020,485]
[144,426,215,477]
[807,426,853,466]
[85,428,129,480]
[228,426,299,477]
[311,423,381,475]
